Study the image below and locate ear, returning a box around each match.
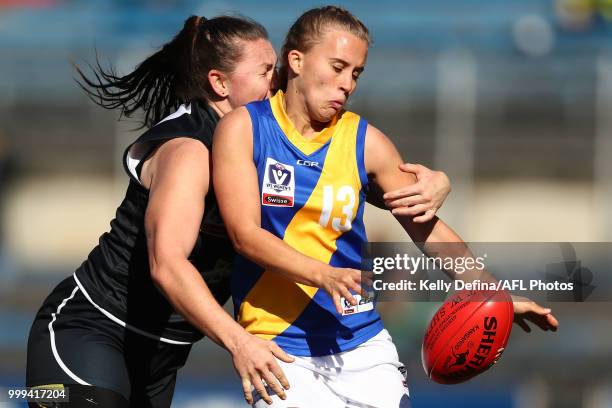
[287,50,304,75]
[208,69,229,98]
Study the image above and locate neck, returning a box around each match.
[208,99,232,118]
[283,84,328,138]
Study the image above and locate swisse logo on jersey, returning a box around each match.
[262,158,295,207]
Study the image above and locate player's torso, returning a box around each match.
[233,91,383,357]
[75,101,232,343]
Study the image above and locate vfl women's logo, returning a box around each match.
[268,163,292,192]
[262,158,295,207]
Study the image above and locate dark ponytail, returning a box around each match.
[75,15,268,129]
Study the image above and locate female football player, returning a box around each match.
[213,6,559,407]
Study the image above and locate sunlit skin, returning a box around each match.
[284,29,367,137]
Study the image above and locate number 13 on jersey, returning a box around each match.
[319,185,356,232]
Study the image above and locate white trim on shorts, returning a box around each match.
[72,273,192,345]
[48,285,92,385]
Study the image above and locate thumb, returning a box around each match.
[398,163,421,174]
[271,342,295,363]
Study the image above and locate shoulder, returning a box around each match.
[139,102,217,148]
[364,123,397,158]
[363,123,417,187]
[150,138,209,174]
[155,137,208,157]
[152,138,209,176]
[363,123,409,176]
[141,137,209,189]
[215,106,253,143]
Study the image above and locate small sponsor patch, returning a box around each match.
[262,194,293,206]
[262,158,295,207]
[340,291,375,316]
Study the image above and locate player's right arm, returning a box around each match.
[364,123,559,333]
[369,163,451,223]
[141,137,291,405]
[213,108,366,313]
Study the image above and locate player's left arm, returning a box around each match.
[364,123,559,332]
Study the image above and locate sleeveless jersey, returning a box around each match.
[74,100,233,344]
[232,91,383,357]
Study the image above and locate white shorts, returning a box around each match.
[253,329,411,408]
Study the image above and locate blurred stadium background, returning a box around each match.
[1,0,611,407]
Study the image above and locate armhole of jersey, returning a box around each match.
[123,136,208,187]
[245,104,261,164]
[123,141,158,186]
[356,117,369,189]
[122,103,200,187]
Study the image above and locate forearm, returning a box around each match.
[364,124,494,286]
[232,225,326,288]
[151,259,247,353]
[398,216,497,284]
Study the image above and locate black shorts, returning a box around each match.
[26,276,193,407]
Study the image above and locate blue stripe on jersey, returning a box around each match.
[356,118,369,188]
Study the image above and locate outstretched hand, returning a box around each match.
[511,295,559,332]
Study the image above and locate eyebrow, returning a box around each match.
[330,58,365,72]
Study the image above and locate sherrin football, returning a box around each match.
[421,289,514,384]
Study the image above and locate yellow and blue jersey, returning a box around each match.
[232,91,383,357]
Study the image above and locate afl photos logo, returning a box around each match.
[262,158,295,207]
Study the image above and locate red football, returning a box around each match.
[421,289,514,384]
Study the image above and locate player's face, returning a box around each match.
[297,29,368,123]
[226,38,277,108]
